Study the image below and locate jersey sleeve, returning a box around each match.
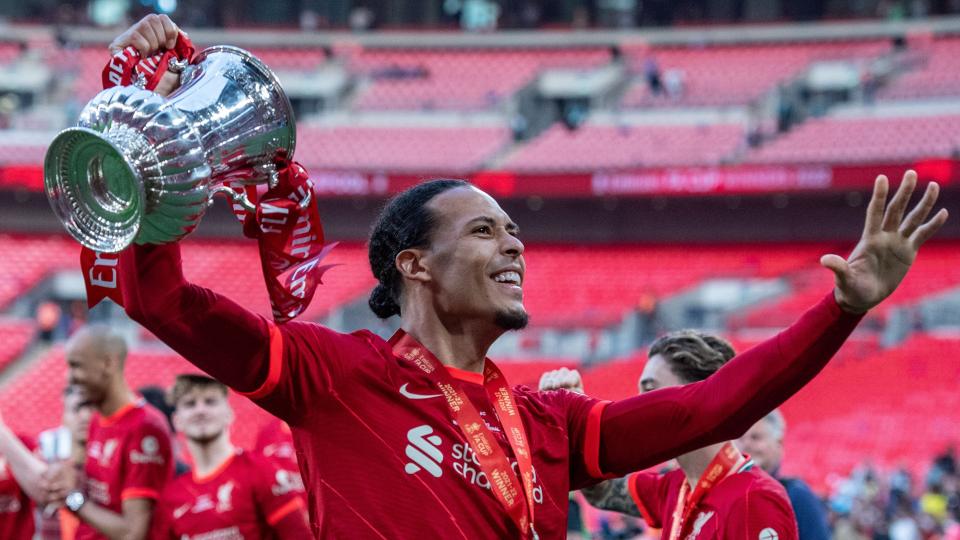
[238,322,380,423]
[595,293,862,476]
[120,419,172,501]
[120,242,366,425]
[627,472,668,528]
[531,387,608,490]
[725,482,799,540]
[251,457,307,529]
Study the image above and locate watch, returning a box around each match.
[64,490,86,513]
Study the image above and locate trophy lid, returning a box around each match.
[44,127,145,253]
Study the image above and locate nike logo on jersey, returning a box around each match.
[399,383,442,400]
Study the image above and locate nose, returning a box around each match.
[502,231,524,258]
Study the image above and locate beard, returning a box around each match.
[494,308,529,330]
[186,428,224,446]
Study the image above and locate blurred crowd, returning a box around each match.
[828,449,960,540]
[9,0,960,31]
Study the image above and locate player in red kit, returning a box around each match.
[114,15,947,538]
[254,418,306,499]
[0,431,36,540]
[541,332,798,540]
[2,325,174,540]
[152,375,310,539]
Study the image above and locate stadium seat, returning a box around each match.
[349,49,611,111]
[503,122,745,170]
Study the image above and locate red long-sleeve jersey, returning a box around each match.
[119,242,861,539]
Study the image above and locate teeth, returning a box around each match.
[494,271,521,284]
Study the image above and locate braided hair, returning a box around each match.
[367,179,469,318]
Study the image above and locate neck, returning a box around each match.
[187,432,235,478]
[676,442,731,488]
[401,310,502,373]
[99,381,135,417]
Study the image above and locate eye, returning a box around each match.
[473,225,491,235]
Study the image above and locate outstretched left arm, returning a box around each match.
[587,171,947,477]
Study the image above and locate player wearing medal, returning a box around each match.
[112,14,947,539]
[540,332,798,540]
[151,375,310,539]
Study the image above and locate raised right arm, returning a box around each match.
[119,242,271,393]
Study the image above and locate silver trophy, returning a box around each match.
[44,46,296,253]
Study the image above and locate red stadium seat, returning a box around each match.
[349,49,611,111]
[503,123,745,170]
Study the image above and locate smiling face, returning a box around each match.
[411,186,528,330]
[65,331,118,407]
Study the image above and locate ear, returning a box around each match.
[396,248,431,284]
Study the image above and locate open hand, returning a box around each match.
[821,170,949,313]
[538,367,585,394]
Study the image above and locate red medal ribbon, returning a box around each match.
[391,330,538,539]
[83,36,334,322]
[240,161,338,323]
[668,442,747,540]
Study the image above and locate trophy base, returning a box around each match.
[44,127,145,253]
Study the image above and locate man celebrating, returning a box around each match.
[114,14,946,538]
[151,374,310,539]
[540,333,798,539]
[740,411,831,540]
[0,325,173,539]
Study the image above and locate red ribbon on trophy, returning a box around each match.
[237,161,339,323]
[83,34,335,322]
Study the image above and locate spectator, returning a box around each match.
[739,410,832,540]
[643,56,663,95]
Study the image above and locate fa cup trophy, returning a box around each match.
[44,46,296,253]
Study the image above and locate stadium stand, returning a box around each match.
[733,241,960,328]
[502,122,746,170]
[179,240,374,320]
[349,48,612,111]
[0,318,33,372]
[0,234,77,310]
[878,37,960,101]
[296,124,511,172]
[621,40,891,108]
[520,243,828,327]
[746,114,960,165]
[777,335,960,491]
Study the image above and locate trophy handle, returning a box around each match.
[209,185,256,212]
[208,179,313,214]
